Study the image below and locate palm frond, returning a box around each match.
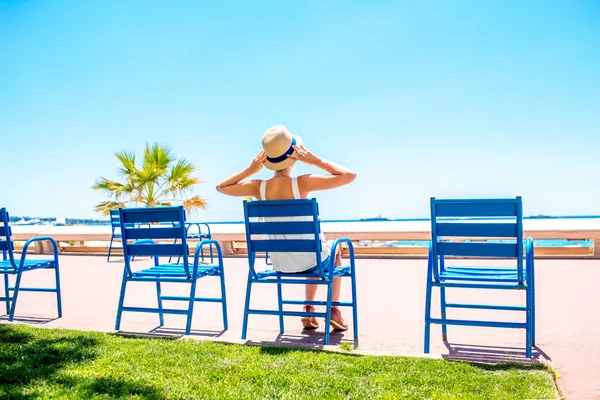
[94,201,126,216]
[182,195,208,214]
[115,151,137,178]
[143,142,174,175]
[92,178,128,199]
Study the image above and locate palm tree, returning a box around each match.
[92,142,207,216]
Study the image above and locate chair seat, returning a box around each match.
[440,266,528,283]
[132,263,220,279]
[256,265,351,279]
[0,259,55,272]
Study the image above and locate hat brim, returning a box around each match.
[263,135,303,171]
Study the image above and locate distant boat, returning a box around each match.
[12,218,42,226]
[360,214,392,222]
[54,216,67,226]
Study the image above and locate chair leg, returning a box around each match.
[526,284,533,358]
[440,286,447,340]
[531,264,536,346]
[276,276,284,334]
[156,282,164,326]
[8,271,23,321]
[3,274,9,314]
[350,266,359,341]
[219,269,228,330]
[115,272,129,331]
[424,279,433,354]
[324,281,334,346]
[170,238,178,264]
[241,278,253,340]
[107,237,114,261]
[185,279,198,335]
[53,259,63,318]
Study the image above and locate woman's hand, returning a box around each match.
[289,144,321,166]
[245,151,266,176]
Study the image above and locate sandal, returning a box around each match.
[301,305,319,329]
[329,307,348,331]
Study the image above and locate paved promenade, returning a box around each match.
[2,255,598,399]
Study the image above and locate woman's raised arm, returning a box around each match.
[216,151,266,197]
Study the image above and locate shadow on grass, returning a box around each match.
[442,341,550,366]
[245,330,356,350]
[0,324,163,399]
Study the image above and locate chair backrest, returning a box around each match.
[109,210,121,230]
[119,207,189,273]
[0,208,16,268]
[243,199,323,274]
[430,197,524,281]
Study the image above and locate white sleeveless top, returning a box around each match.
[259,178,331,273]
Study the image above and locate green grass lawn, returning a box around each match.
[0,324,557,399]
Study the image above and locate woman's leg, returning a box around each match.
[330,249,348,330]
[305,246,342,301]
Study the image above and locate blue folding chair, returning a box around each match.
[241,199,358,345]
[0,208,62,320]
[115,206,228,335]
[424,197,536,357]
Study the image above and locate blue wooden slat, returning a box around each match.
[0,241,12,251]
[435,202,517,217]
[126,243,186,256]
[250,239,319,253]
[436,223,517,237]
[437,242,518,257]
[248,221,317,235]
[0,226,11,237]
[124,227,184,240]
[121,207,183,224]
[247,203,315,218]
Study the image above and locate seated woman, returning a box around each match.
[216,125,357,331]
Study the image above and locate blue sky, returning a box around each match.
[1,0,599,221]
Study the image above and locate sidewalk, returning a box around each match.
[2,256,598,399]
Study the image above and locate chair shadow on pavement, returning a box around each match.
[442,340,551,365]
[0,315,60,325]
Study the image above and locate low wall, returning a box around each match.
[9,220,600,259]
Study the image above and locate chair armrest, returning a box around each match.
[193,240,223,274]
[20,236,59,268]
[328,238,354,279]
[186,222,211,238]
[525,237,534,282]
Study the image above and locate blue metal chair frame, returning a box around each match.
[169,222,213,264]
[0,208,62,320]
[424,197,536,357]
[115,206,228,335]
[241,199,358,345]
[108,209,153,261]
[107,209,122,261]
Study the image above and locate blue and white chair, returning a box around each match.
[115,206,228,335]
[0,208,62,320]
[424,197,536,357]
[241,199,358,345]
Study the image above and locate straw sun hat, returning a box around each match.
[261,125,304,171]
